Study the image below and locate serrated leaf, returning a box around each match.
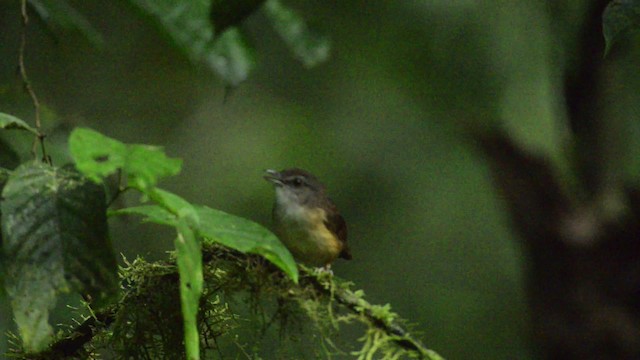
[195,205,298,283]
[69,128,181,190]
[0,112,38,135]
[264,0,330,68]
[603,0,640,56]
[1,162,117,352]
[208,28,257,87]
[175,218,202,360]
[28,0,104,47]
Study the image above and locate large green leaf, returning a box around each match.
[603,0,640,55]
[264,0,330,68]
[195,206,298,282]
[28,0,104,47]
[1,162,117,352]
[0,112,38,135]
[175,218,202,360]
[69,127,182,190]
[111,203,298,283]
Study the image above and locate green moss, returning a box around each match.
[12,243,442,359]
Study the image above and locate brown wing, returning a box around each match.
[324,211,352,260]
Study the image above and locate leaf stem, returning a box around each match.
[18,0,48,164]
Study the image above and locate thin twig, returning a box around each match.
[106,170,130,208]
[18,0,48,163]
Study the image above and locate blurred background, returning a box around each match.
[2,0,639,358]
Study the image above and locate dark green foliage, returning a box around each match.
[209,29,257,87]
[1,162,117,352]
[124,0,217,64]
[603,0,640,55]
[0,167,9,188]
[0,139,20,169]
[210,0,266,33]
[1,122,438,357]
[111,258,204,359]
[27,0,104,46]
[24,0,329,87]
[118,0,259,86]
[264,0,330,68]
[0,167,8,291]
[109,250,240,359]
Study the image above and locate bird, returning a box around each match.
[264,168,352,269]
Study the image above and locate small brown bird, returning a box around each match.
[264,168,352,268]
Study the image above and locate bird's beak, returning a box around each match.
[263,169,283,186]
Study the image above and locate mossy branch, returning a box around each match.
[301,268,443,359]
[15,243,443,359]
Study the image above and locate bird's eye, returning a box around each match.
[293,177,304,187]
